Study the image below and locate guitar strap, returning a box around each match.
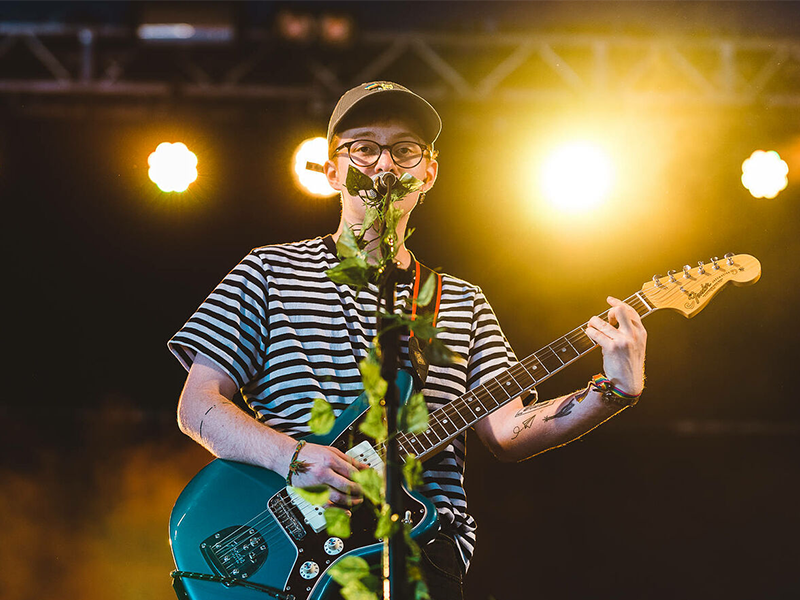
[408,260,442,390]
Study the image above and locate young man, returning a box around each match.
[169,81,647,599]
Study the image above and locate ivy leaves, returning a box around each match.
[307,164,445,600]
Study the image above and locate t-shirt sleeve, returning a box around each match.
[168,251,270,389]
[466,287,520,390]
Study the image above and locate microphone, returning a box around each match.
[373,172,398,195]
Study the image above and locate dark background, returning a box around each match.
[1,2,798,600]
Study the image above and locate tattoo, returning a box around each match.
[515,399,554,417]
[543,398,577,422]
[199,405,217,439]
[511,415,536,440]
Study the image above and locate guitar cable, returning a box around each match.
[171,569,296,600]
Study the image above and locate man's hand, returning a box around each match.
[585,296,647,397]
[289,442,369,507]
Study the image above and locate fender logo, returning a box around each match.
[682,268,737,308]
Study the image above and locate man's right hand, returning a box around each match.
[288,442,369,507]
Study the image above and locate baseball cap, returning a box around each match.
[327,81,442,146]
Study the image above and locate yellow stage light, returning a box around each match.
[741,150,789,199]
[540,142,614,214]
[147,142,198,193]
[292,137,337,197]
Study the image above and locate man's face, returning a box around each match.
[324,117,438,223]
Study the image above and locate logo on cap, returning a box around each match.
[364,82,394,91]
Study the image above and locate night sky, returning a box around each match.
[2,3,799,600]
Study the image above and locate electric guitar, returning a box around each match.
[169,253,761,600]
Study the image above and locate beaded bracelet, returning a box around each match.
[286,440,307,486]
[590,374,641,408]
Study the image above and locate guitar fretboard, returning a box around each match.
[397,292,654,460]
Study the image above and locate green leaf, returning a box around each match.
[326,256,373,288]
[309,398,335,435]
[324,507,352,539]
[359,356,387,402]
[403,454,424,490]
[340,581,379,600]
[425,338,465,367]
[351,468,383,505]
[390,173,424,203]
[412,579,431,600]
[407,317,442,342]
[327,554,370,586]
[336,225,362,259]
[358,403,387,444]
[399,393,429,435]
[291,485,330,506]
[374,503,399,539]
[345,165,376,195]
[361,206,381,234]
[416,273,436,308]
[384,203,404,237]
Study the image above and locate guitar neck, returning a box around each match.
[397,291,656,461]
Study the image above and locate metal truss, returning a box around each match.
[1,23,799,114]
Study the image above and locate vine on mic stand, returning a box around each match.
[294,165,457,600]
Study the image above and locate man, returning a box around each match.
[169,81,647,599]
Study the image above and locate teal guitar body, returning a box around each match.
[169,370,439,600]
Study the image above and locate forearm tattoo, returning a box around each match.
[514,399,555,417]
[543,398,576,422]
[511,415,536,440]
[542,387,590,422]
[199,404,217,439]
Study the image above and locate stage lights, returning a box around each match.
[276,10,354,46]
[292,137,337,197]
[148,142,198,193]
[540,142,615,214]
[741,150,789,199]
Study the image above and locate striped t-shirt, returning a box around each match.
[168,235,518,570]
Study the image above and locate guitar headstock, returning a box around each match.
[641,253,761,318]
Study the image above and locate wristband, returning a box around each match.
[286,440,307,486]
[590,374,641,408]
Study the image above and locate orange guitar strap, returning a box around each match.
[408,260,442,388]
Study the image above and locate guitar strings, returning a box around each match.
[205,287,687,560]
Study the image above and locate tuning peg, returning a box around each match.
[667,270,677,283]
[725,252,735,266]
[683,264,692,279]
[711,256,720,270]
[652,274,664,288]
[698,260,706,275]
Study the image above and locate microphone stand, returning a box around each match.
[376,175,408,600]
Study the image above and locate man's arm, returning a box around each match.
[177,353,366,505]
[474,296,647,462]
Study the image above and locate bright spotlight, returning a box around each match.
[540,142,614,213]
[148,142,198,193]
[293,137,337,197]
[741,150,789,199]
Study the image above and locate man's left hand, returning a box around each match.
[585,296,647,397]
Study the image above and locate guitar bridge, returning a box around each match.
[269,491,307,540]
[200,525,268,581]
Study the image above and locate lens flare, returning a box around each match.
[147,142,198,193]
[741,150,789,199]
[540,142,615,214]
[293,137,337,197]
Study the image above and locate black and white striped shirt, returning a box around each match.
[168,236,517,570]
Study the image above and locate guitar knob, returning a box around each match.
[711,257,720,270]
[683,265,692,279]
[725,252,735,265]
[667,270,677,283]
[697,261,706,275]
[299,561,320,579]
[324,537,344,556]
[652,274,664,288]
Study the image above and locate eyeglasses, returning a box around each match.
[334,140,430,169]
